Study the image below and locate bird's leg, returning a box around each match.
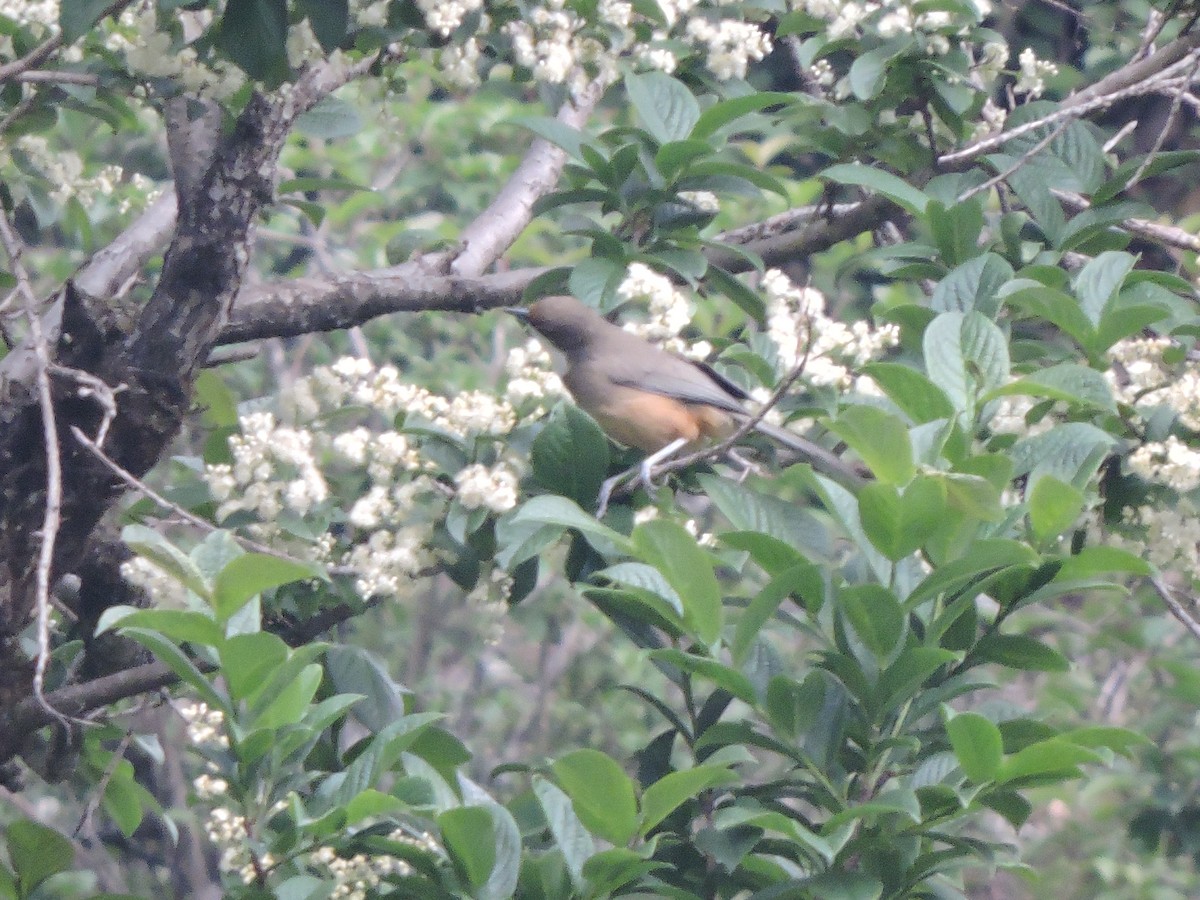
[595,437,689,517]
[639,437,689,490]
[725,448,762,483]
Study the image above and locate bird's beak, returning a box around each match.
[503,306,530,320]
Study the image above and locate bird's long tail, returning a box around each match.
[749,418,868,489]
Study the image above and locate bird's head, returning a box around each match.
[507,295,608,354]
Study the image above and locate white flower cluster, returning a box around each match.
[504,1,616,95]
[345,524,435,601]
[762,268,898,389]
[1110,501,1200,573]
[800,0,989,45]
[1107,337,1200,431]
[1128,435,1200,493]
[2,0,58,35]
[207,411,330,521]
[1015,47,1059,99]
[308,357,517,436]
[119,555,190,607]
[677,190,720,214]
[203,806,270,884]
[455,462,521,513]
[13,136,123,206]
[988,394,1055,437]
[310,845,413,899]
[309,830,440,899]
[104,5,245,99]
[193,771,230,800]
[617,262,698,348]
[178,700,229,749]
[416,0,483,36]
[504,338,566,415]
[685,17,771,80]
[466,569,515,645]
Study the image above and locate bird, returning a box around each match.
[508,295,865,514]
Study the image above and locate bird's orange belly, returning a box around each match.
[590,390,734,453]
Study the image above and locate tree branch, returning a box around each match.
[449,78,610,278]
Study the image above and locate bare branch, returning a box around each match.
[0,208,68,725]
[1150,575,1200,642]
[450,78,611,278]
[13,70,100,86]
[940,33,1200,166]
[1053,189,1200,253]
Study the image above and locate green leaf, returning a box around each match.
[218,0,288,84]
[654,139,714,179]
[765,673,835,741]
[254,663,323,729]
[295,96,363,139]
[507,495,633,555]
[861,362,955,424]
[840,584,905,659]
[822,163,928,215]
[220,632,289,703]
[997,739,1102,784]
[945,711,1003,782]
[1009,422,1114,485]
[931,253,1013,317]
[977,634,1069,672]
[512,116,586,161]
[692,92,790,140]
[552,749,639,845]
[1075,250,1135,326]
[1003,284,1095,348]
[858,475,946,560]
[100,608,223,648]
[1057,545,1152,580]
[120,627,226,712]
[213,553,321,622]
[1027,475,1085,541]
[439,807,496,890]
[987,363,1114,411]
[122,524,211,600]
[732,562,823,664]
[325,645,408,732]
[632,520,722,646]
[296,0,348,52]
[569,257,625,308]
[649,648,756,703]
[7,820,74,896]
[830,405,914,485]
[102,762,145,838]
[59,0,112,41]
[923,311,1010,422]
[533,776,595,885]
[701,475,829,555]
[532,402,610,509]
[625,71,700,143]
[849,44,897,100]
[640,766,736,835]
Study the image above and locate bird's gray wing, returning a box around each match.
[608,350,748,413]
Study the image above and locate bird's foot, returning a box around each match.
[727,448,763,483]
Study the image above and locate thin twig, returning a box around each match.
[1052,189,1200,253]
[940,46,1200,166]
[74,730,131,837]
[49,365,122,446]
[69,426,354,576]
[14,70,101,86]
[0,207,69,727]
[1150,575,1200,642]
[1125,53,1200,191]
[956,118,1073,204]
